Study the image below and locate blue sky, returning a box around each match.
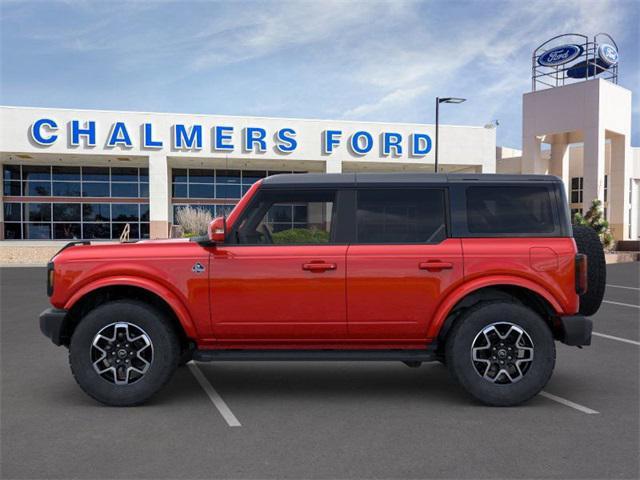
[1,0,638,148]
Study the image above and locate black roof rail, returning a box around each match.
[50,240,91,261]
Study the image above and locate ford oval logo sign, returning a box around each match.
[598,44,618,66]
[538,44,583,67]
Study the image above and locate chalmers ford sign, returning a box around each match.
[29,118,434,157]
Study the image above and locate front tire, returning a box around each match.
[445,302,555,406]
[69,300,180,406]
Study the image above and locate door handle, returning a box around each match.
[302,262,337,272]
[419,261,453,271]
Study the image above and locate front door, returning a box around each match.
[210,188,348,344]
[346,188,464,342]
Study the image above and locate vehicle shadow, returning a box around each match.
[190,361,475,406]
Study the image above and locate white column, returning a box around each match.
[522,135,543,174]
[148,153,170,239]
[582,126,606,214]
[549,134,570,187]
[609,134,631,240]
[325,159,342,173]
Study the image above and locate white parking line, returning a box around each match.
[187,361,242,427]
[603,300,640,309]
[539,391,599,414]
[593,332,640,346]
[607,284,640,291]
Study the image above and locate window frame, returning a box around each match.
[227,187,349,246]
[350,187,450,245]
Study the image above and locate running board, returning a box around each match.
[192,348,438,362]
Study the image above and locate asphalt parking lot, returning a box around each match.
[1,263,638,479]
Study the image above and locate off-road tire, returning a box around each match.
[445,301,555,407]
[572,225,606,316]
[69,300,180,406]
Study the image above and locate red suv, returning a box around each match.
[40,173,605,406]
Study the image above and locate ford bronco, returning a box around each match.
[40,173,606,406]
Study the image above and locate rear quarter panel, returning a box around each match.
[460,237,579,314]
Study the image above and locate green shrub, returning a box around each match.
[572,199,615,251]
[271,228,329,244]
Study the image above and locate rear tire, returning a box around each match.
[572,225,606,316]
[445,301,555,406]
[69,300,180,406]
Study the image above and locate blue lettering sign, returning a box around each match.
[275,128,297,153]
[107,122,132,148]
[350,131,373,155]
[411,133,432,156]
[30,118,58,145]
[71,120,96,147]
[382,132,403,156]
[323,130,342,154]
[244,127,267,152]
[143,123,163,148]
[173,124,202,150]
[214,126,234,151]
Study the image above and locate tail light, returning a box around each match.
[47,261,55,297]
[575,254,587,295]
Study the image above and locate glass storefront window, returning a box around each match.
[52,182,81,197]
[52,166,80,181]
[83,203,111,221]
[2,200,147,240]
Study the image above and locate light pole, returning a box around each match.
[435,97,466,173]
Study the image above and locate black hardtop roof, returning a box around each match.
[261,172,561,188]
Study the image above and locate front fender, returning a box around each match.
[426,275,564,339]
[64,276,198,339]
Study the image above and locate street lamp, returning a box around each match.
[435,97,466,173]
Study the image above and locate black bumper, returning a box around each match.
[39,308,69,346]
[559,315,592,346]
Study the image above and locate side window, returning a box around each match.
[356,189,447,244]
[466,186,556,234]
[235,190,336,245]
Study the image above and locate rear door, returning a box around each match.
[210,188,349,342]
[346,188,463,342]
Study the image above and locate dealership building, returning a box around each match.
[0,107,496,241]
[0,34,638,244]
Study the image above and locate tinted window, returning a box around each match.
[53,203,81,221]
[356,189,446,244]
[82,182,109,197]
[52,182,81,197]
[111,183,139,198]
[112,204,139,221]
[82,167,109,182]
[4,181,21,196]
[466,186,556,234]
[52,166,80,181]
[83,203,110,221]
[23,165,50,181]
[235,190,336,245]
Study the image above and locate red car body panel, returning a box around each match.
[209,244,348,344]
[51,241,210,339]
[346,239,464,343]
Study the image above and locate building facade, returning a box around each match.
[0,106,496,241]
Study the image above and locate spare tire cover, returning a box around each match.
[572,225,606,316]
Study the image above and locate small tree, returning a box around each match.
[572,199,615,251]
[175,206,213,237]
